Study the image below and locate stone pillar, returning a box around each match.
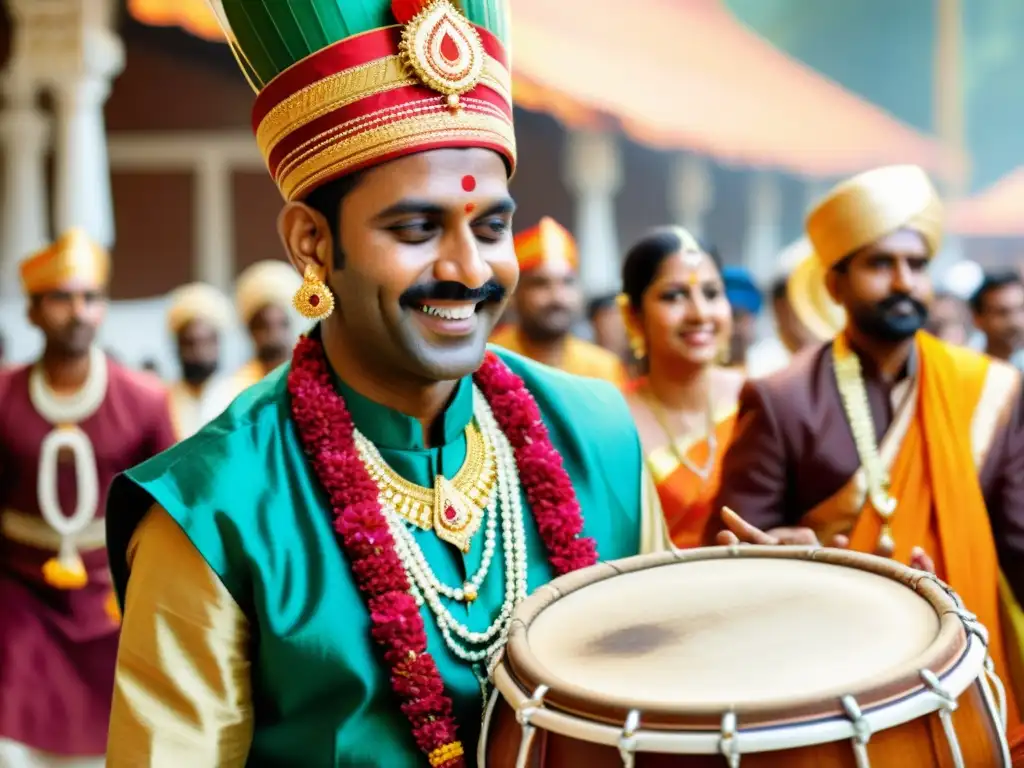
[0,75,50,298]
[193,151,235,290]
[745,171,783,285]
[19,0,124,249]
[563,129,623,299]
[668,154,714,241]
[51,26,124,247]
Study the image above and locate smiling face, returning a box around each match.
[279,148,517,383]
[637,250,732,367]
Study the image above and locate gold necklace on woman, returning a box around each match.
[355,421,498,552]
[832,333,898,557]
[643,385,717,481]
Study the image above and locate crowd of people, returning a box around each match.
[2,0,1024,765]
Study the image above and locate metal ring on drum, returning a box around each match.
[513,684,549,768]
[618,710,641,768]
[840,695,872,768]
[482,546,1014,767]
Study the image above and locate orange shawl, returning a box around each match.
[845,333,1019,727]
[489,326,626,385]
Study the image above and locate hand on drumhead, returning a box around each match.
[910,546,936,574]
[716,507,850,548]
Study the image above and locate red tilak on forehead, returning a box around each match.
[461,175,476,192]
[465,202,477,214]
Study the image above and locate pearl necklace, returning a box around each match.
[832,334,899,556]
[359,386,529,666]
[29,345,108,426]
[28,346,108,588]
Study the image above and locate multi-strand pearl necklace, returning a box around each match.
[354,386,529,666]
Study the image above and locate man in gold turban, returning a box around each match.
[228,259,302,395]
[165,282,235,439]
[0,229,176,766]
[711,164,1024,731]
[490,217,626,384]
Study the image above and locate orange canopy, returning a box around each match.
[128,0,953,179]
[949,168,1024,237]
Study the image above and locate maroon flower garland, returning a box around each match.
[287,336,598,767]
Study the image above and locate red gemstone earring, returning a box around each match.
[293,266,335,320]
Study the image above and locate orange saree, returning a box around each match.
[808,333,1022,728]
[641,399,738,550]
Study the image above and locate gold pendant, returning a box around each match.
[433,475,482,553]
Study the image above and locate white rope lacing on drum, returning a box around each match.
[513,684,549,768]
[616,709,641,768]
[920,669,965,768]
[983,656,1009,730]
[978,657,1014,767]
[840,695,872,768]
[719,711,741,768]
[477,686,502,767]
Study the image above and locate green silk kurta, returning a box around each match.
[106,346,645,766]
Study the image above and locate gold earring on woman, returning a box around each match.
[293,265,335,320]
[616,294,646,360]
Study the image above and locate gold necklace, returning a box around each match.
[643,385,717,481]
[357,422,497,552]
[832,334,898,556]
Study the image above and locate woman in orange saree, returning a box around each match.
[618,227,744,549]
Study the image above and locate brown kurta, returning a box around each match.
[0,359,176,756]
[712,340,1024,603]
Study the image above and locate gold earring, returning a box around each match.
[615,293,647,360]
[629,333,646,361]
[293,265,335,320]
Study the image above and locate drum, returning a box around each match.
[481,546,1011,767]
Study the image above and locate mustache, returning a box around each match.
[400,280,506,307]
[878,294,928,315]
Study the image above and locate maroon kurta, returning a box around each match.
[710,339,1024,603]
[0,358,176,756]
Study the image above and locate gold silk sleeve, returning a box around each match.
[639,464,671,554]
[107,505,253,766]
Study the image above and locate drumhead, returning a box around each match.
[504,546,968,728]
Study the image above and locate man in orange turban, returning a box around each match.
[0,229,176,766]
[491,217,626,384]
[712,165,1024,733]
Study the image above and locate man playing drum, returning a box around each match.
[711,164,1024,729]
[102,0,671,765]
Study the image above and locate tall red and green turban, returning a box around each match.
[209,0,516,200]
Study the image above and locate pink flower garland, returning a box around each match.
[287,337,597,766]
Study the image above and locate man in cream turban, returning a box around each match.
[165,282,234,439]
[229,260,302,395]
[0,230,176,766]
[712,165,1024,731]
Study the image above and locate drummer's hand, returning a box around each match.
[715,507,850,548]
[910,546,936,574]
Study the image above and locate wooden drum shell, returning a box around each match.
[482,546,1010,767]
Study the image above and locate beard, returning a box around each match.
[849,294,929,342]
[181,360,218,385]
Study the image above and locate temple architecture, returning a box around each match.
[0,0,970,367]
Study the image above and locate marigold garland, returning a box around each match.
[287,336,597,766]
